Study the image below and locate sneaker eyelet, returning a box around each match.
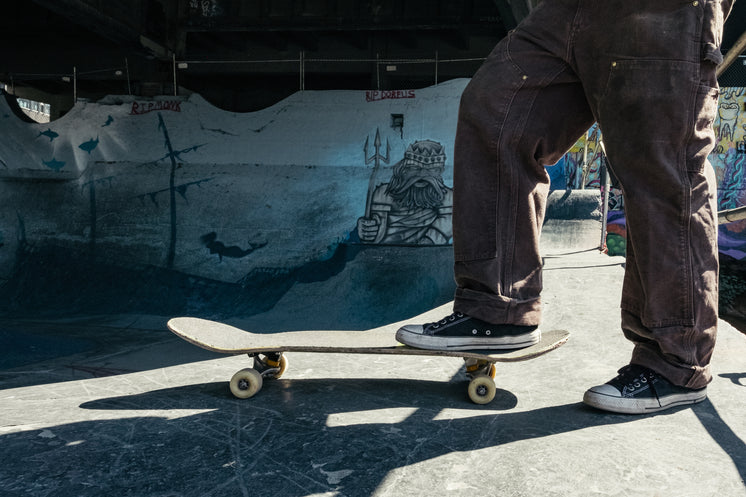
[472,329,478,335]
[486,330,491,336]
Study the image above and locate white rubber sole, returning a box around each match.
[395,324,541,351]
[583,385,707,414]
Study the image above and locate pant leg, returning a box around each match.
[573,0,732,388]
[452,0,595,325]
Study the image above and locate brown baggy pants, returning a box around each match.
[452,0,733,389]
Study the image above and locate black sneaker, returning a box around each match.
[395,312,540,351]
[583,364,707,414]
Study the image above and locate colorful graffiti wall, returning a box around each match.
[558,88,746,261]
[713,88,746,259]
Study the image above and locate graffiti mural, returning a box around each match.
[563,124,604,190]
[556,88,746,261]
[0,82,470,328]
[3,78,741,326]
[356,132,453,245]
[713,87,746,261]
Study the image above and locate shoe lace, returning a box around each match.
[427,312,464,330]
[616,365,658,393]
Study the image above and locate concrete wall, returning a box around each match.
[0,82,470,327]
[5,81,741,328]
[0,81,465,274]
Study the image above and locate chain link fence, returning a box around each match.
[719,55,746,87]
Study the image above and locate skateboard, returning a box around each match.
[167,302,569,404]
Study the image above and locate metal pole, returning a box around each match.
[719,206,746,224]
[434,50,439,86]
[125,58,131,95]
[718,28,746,77]
[172,53,177,96]
[598,140,611,251]
[73,66,77,102]
[376,53,380,90]
[299,51,305,91]
[579,129,589,189]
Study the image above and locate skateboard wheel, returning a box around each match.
[468,375,497,405]
[229,368,263,399]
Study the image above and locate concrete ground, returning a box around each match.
[1,246,744,497]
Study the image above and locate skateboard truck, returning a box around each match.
[251,352,287,378]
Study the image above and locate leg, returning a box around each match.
[452,1,595,326]
[579,0,732,412]
[396,1,596,350]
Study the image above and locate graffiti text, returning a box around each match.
[130,100,182,115]
[366,90,416,102]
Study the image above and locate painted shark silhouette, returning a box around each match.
[37,128,59,142]
[42,157,66,171]
[78,136,99,154]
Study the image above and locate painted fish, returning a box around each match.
[42,157,66,171]
[79,136,99,154]
[37,128,59,141]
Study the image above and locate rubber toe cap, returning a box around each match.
[397,324,425,336]
[586,384,621,398]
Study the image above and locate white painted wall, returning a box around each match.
[0,81,467,284]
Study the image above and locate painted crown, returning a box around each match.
[404,140,446,165]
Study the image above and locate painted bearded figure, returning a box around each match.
[357,140,453,245]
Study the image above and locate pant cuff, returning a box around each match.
[454,287,541,325]
[631,345,711,390]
